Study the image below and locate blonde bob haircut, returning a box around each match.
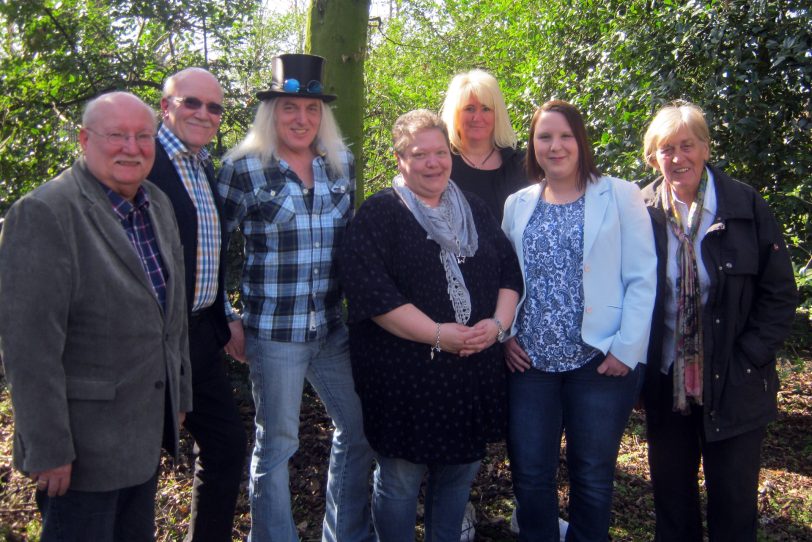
[643,101,711,168]
[392,109,450,156]
[440,69,517,152]
[224,98,349,178]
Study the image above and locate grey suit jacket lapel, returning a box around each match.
[74,160,163,308]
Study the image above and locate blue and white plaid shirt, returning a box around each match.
[157,124,221,311]
[101,183,168,310]
[217,150,355,342]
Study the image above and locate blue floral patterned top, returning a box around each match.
[516,195,601,371]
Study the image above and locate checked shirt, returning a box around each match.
[101,184,168,310]
[217,150,355,342]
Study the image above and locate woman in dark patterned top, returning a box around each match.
[501,100,656,541]
[440,69,526,223]
[339,109,522,542]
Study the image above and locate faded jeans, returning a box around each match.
[245,325,375,542]
[372,455,480,542]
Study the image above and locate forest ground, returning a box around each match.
[1,341,809,541]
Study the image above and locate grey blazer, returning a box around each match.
[0,158,192,492]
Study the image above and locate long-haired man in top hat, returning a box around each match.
[217,54,375,542]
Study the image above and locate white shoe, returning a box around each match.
[460,501,476,542]
[509,508,569,542]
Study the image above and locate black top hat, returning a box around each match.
[256,54,337,103]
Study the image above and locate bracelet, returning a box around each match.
[430,322,442,360]
[492,317,505,342]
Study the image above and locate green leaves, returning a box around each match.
[362,0,812,293]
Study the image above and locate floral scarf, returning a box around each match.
[659,169,708,414]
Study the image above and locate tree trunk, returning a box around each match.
[306,0,371,203]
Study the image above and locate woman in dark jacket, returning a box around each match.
[641,101,797,542]
[440,69,526,223]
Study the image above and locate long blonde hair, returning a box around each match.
[225,98,349,177]
[440,69,517,152]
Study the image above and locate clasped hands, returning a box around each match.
[436,318,500,357]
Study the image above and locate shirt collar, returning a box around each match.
[703,165,717,217]
[669,165,717,218]
[100,182,150,220]
[157,123,211,163]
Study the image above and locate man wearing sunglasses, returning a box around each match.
[148,68,247,542]
[217,54,375,542]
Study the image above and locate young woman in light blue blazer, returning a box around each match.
[501,100,656,542]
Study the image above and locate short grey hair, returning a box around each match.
[392,109,450,156]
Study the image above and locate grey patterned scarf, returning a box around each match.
[393,175,478,324]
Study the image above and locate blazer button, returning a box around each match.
[155,381,164,390]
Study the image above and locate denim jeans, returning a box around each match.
[372,455,480,542]
[508,355,642,542]
[245,325,375,542]
[36,470,158,542]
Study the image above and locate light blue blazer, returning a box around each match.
[502,176,657,369]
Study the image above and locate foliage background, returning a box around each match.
[0,0,810,303]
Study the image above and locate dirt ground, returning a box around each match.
[1,358,810,542]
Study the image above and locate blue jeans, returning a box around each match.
[508,355,642,542]
[372,455,480,542]
[245,326,375,542]
[36,470,158,542]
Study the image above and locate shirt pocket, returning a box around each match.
[254,185,296,224]
[328,177,352,220]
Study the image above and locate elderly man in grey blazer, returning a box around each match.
[0,91,192,541]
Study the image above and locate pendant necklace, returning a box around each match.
[460,146,496,169]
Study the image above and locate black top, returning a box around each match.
[450,146,527,223]
[339,189,523,464]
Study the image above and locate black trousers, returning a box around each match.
[183,308,248,542]
[646,370,765,542]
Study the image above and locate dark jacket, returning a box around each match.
[642,164,797,441]
[148,139,231,348]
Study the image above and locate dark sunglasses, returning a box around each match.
[282,78,323,95]
[171,96,224,116]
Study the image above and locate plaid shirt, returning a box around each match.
[157,124,221,311]
[217,150,355,342]
[101,183,168,309]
